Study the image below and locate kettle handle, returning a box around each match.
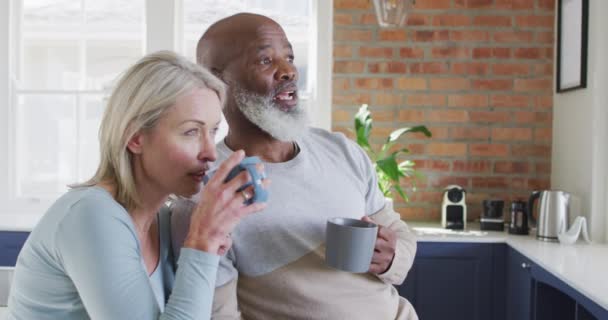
[528,191,541,227]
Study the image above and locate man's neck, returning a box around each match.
[224,130,297,163]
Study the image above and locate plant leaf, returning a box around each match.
[387,125,432,143]
[354,104,372,151]
[393,184,409,202]
[380,125,431,155]
[376,155,401,182]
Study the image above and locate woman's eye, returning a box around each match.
[185,128,200,136]
[211,127,219,137]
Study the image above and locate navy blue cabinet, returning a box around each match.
[530,256,608,320]
[397,242,506,320]
[505,247,534,320]
[0,232,29,266]
[399,244,608,320]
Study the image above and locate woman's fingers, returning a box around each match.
[206,150,245,188]
[217,236,233,256]
[222,170,252,195]
[226,184,256,209]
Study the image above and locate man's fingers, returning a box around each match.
[361,216,374,223]
[368,263,384,274]
[377,226,394,242]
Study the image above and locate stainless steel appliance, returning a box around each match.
[480,199,504,231]
[528,190,571,242]
[441,185,466,230]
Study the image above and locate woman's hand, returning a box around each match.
[184,150,269,254]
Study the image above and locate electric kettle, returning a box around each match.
[528,190,570,242]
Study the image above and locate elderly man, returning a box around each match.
[172,12,418,320]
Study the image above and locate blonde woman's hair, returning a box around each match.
[73,50,226,210]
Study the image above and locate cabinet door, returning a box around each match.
[531,261,607,320]
[397,242,494,320]
[0,232,29,266]
[505,247,533,320]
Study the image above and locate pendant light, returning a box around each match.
[372,0,415,28]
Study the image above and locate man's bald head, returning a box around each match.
[196,13,283,75]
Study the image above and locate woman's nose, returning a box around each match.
[199,134,217,162]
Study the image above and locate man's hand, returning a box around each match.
[362,216,397,274]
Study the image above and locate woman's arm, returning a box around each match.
[56,198,219,319]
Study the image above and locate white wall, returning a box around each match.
[552,0,608,243]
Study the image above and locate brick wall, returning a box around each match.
[332,0,554,221]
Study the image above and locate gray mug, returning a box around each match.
[325,217,378,273]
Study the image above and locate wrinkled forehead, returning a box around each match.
[239,22,291,52]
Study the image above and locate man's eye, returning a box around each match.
[287,55,295,63]
[260,57,272,65]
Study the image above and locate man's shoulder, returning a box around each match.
[303,127,365,158]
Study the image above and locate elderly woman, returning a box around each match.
[6,51,267,319]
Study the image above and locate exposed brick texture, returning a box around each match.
[333,0,554,221]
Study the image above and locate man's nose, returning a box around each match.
[275,60,297,82]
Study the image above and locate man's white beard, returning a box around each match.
[233,85,309,141]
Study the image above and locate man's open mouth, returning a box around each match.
[273,90,296,101]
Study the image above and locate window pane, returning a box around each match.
[15,95,77,197]
[182,0,311,92]
[85,0,144,30]
[21,40,80,90]
[23,0,81,30]
[78,95,105,181]
[85,40,142,90]
[84,0,144,90]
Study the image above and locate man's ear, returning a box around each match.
[127,132,145,154]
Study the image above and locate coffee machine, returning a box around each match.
[480,199,505,231]
[441,185,466,230]
[509,200,529,235]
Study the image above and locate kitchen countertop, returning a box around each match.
[410,221,608,312]
[1,216,607,312]
[0,214,42,232]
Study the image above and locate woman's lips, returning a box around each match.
[189,171,207,183]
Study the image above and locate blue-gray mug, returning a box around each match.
[224,156,268,205]
[325,217,377,273]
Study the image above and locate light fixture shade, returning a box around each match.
[372,0,414,28]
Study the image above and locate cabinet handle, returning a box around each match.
[521,262,531,269]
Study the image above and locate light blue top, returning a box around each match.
[7,186,219,320]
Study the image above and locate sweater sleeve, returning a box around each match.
[368,202,417,285]
[55,197,219,320]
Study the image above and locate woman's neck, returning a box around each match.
[97,180,166,235]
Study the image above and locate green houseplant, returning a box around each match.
[354,104,432,202]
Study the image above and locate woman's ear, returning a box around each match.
[127,132,145,154]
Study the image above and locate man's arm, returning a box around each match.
[211,277,242,320]
[367,203,417,285]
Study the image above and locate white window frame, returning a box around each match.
[0,0,332,217]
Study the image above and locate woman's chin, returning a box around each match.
[179,184,203,198]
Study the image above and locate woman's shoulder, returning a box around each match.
[62,186,130,226]
[39,186,132,236]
